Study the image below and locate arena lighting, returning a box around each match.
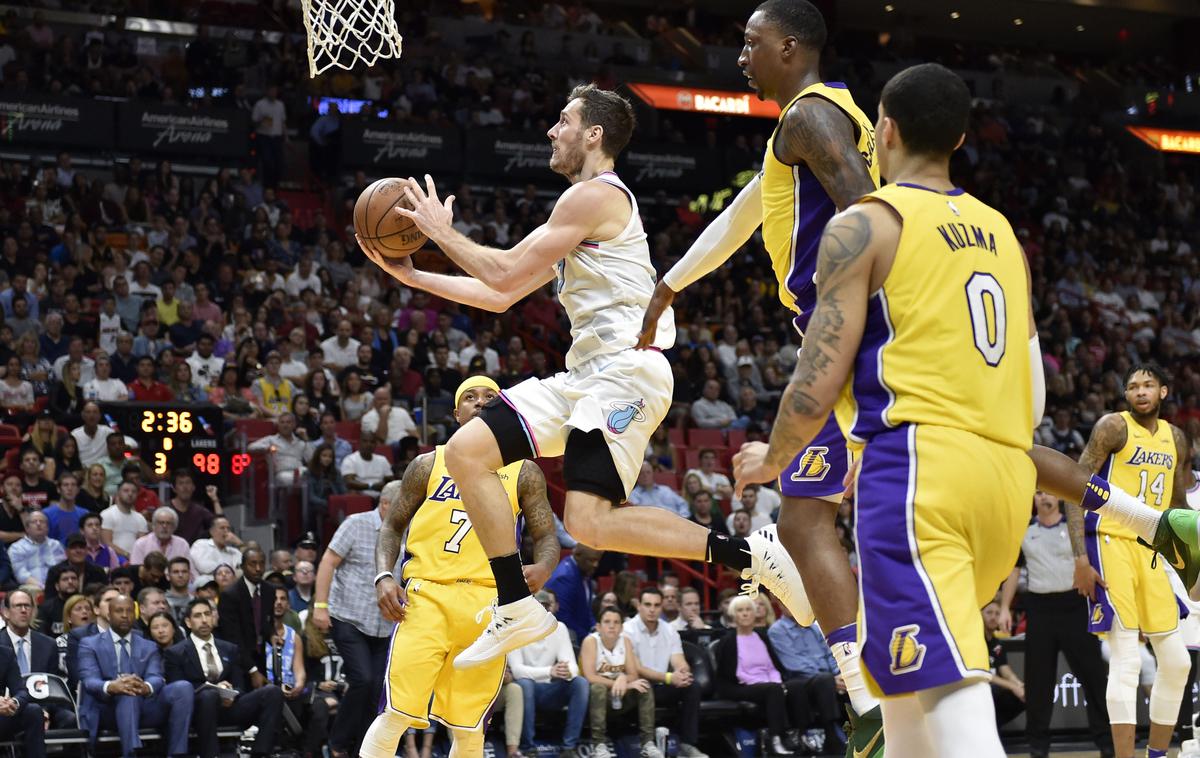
[627,82,782,119]
[884,4,895,11]
[1126,126,1200,154]
[950,11,960,19]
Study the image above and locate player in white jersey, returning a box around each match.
[360,86,808,695]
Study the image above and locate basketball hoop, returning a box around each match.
[301,0,403,77]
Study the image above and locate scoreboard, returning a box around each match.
[99,402,251,488]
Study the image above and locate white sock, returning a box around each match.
[827,624,879,715]
[1096,484,1162,544]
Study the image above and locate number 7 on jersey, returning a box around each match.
[444,509,473,553]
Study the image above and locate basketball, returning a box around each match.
[354,177,428,258]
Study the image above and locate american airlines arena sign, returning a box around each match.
[627,83,781,119]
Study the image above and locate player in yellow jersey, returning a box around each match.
[1062,364,1194,758]
[636,2,885,753]
[360,376,561,758]
[734,63,1037,757]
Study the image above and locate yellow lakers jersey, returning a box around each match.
[1097,411,1177,539]
[834,183,1032,450]
[761,82,879,324]
[401,446,522,586]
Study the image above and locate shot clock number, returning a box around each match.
[141,410,194,434]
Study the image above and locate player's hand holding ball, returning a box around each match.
[394,174,455,241]
[375,575,408,623]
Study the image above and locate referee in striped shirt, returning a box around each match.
[1000,492,1114,758]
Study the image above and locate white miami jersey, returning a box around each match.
[556,171,675,369]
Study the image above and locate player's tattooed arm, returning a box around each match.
[775,98,877,211]
[375,452,434,575]
[762,207,876,471]
[1171,423,1194,508]
[518,461,560,592]
[1065,413,1128,558]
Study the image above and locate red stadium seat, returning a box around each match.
[0,424,20,443]
[3,447,20,476]
[687,428,726,449]
[374,445,394,464]
[334,421,361,444]
[667,428,686,448]
[726,429,747,451]
[328,494,373,522]
[233,418,277,442]
[653,470,680,490]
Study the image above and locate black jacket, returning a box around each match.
[214,580,269,675]
[712,628,789,693]
[163,636,247,692]
[0,628,61,677]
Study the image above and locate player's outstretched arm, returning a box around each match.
[1063,413,1126,598]
[637,175,763,349]
[775,98,878,211]
[1171,424,1194,508]
[517,461,560,593]
[374,452,435,622]
[396,174,606,292]
[359,240,556,313]
[733,202,892,494]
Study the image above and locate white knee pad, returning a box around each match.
[449,727,486,758]
[360,709,416,758]
[1149,630,1192,725]
[1106,624,1144,724]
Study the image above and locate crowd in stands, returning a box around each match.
[0,0,1195,754]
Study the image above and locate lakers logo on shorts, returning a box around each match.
[889,625,927,675]
[790,446,831,482]
[1091,604,1106,626]
[606,400,646,435]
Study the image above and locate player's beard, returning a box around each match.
[1130,395,1162,424]
[550,135,585,178]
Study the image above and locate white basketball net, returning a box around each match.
[301,0,404,77]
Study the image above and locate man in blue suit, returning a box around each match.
[0,644,45,758]
[77,594,193,757]
[544,543,603,643]
[66,584,122,691]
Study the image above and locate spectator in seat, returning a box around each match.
[659,585,681,627]
[48,531,108,589]
[128,355,173,402]
[185,334,224,391]
[684,449,733,502]
[251,352,296,418]
[581,606,657,758]
[729,510,754,540]
[627,462,689,517]
[623,588,707,758]
[80,513,121,571]
[168,469,222,544]
[119,463,161,515]
[167,597,285,758]
[77,594,194,758]
[18,449,58,510]
[129,507,191,569]
[97,436,132,498]
[66,585,120,691]
[10,511,66,593]
[360,385,418,447]
[687,490,727,536]
[306,412,353,470]
[545,543,603,644]
[83,354,129,402]
[289,560,315,613]
[190,516,242,585]
[302,613,346,758]
[671,587,711,632]
[44,472,86,546]
[146,612,180,652]
[339,429,392,496]
[690,379,736,429]
[164,557,193,622]
[215,546,270,688]
[0,355,36,430]
[766,606,846,753]
[321,319,360,373]
[983,600,1025,728]
[130,554,168,596]
[58,595,94,680]
[307,443,348,533]
[507,588,589,756]
[0,638,46,758]
[2,589,75,728]
[249,412,308,486]
[71,402,114,468]
[0,475,26,544]
[136,588,182,643]
[109,333,138,384]
[100,481,148,560]
[312,483,397,756]
[265,584,307,718]
[36,565,78,636]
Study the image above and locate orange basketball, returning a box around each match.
[353,177,428,258]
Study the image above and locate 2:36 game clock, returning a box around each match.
[100,402,249,487]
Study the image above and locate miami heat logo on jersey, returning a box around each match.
[607,400,646,435]
[790,446,831,482]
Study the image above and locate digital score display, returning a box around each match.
[101,402,248,487]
